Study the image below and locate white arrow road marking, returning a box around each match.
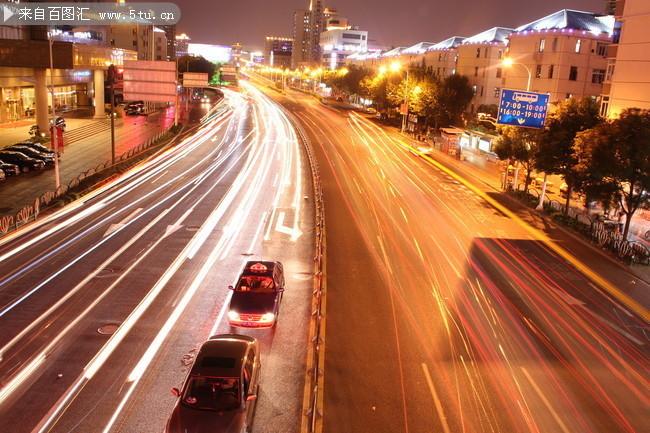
[102,208,143,238]
[275,211,302,241]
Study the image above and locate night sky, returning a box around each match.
[174,0,606,50]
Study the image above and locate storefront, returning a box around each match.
[1,84,84,123]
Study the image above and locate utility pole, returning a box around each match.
[48,37,60,190]
[108,64,116,165]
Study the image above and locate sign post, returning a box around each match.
[496,89,549,129]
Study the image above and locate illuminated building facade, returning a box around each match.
[600,0,650,117]
[264,37,293,69]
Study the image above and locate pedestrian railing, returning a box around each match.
[0,127,175,236]
[518,187,650,267]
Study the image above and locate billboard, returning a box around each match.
[123,60,177,103]
[182,72,208,87]
[188,43,232,63]
[497,89,550,129]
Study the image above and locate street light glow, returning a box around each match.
[390,61,401,71]
[503,58,514,67]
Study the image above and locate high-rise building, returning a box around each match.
[264,37,293,69]
[292,0,326,67]
[292,9,311,67]
[159,25,177,61]
[600,0,650,117]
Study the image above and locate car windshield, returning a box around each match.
[236,276,275,294]
[182,376,240,411]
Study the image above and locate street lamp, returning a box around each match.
[503,58,532,92]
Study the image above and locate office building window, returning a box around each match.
[552,38,558,51]
[444,53,448,61]
[535,64,542,78]
[476,48,480,58]
[480,86,484,97]
[474,66,478,76]
[569,66,578,81]
[539,38,545,52]
[596,42,608,56]
[592,69,606,84]
[494,87,500,98]
[472,85,477,95]
[497,49,504,59]
[575,39,582,53]
[496,68,502,78]
[439,53,442,61]
[484,48,488,58]
[548,64,554,79]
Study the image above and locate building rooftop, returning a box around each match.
[402,42,436,54]
[427,36,466,51]
[381,47,406,57]
[515,9,614,35]
[462,27,513,45]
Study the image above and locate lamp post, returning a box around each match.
[107,64,116,165]
[503,58,532,92]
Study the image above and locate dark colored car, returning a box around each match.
[227,261,285,329]
[166,334,260,433]
[125,100,145,115]
[0,161,20,177]
[14,141,58,156]
[8,146,55,166]
[0,151,45,173]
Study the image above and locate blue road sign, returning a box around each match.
[497,89,550,129]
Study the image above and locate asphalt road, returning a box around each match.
[0,89,315,433]
[252,82,649,433]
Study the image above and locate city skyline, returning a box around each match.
[175,0,605,48]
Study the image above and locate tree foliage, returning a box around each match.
[574,108,650,239]
[177,55,216,82]
[533,97,601,213]
[494,125,541,187]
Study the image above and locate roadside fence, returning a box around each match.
[0,127,175,237]
[517,187,650,266]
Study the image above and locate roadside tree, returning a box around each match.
[574,108,650,239]
[533,97,601,213]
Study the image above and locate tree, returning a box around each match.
[533,97,601,213]
[494,125,540,189]
[574,108,650,239]
[434,74,474,128]
[178,55,216,82]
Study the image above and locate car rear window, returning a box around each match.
[201,357,236,369]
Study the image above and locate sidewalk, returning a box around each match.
[375,119,650,284]
[0,107,177,217]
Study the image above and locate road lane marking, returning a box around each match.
[421,363,452,433]
[520,367,571,433]
[102,208,143,237]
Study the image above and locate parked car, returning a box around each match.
[0,169,4,181]
[8,146,55,166]
[0,151,45,173]
[14,141,58,156]
[166,334,260,433]
[485,152,500,162]
[125,100,145,115]
[0,161,20,177]
[227,261,285,329]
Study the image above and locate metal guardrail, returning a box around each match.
[0,127,175,236]
[282,108,326,433]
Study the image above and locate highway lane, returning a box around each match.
[253,84,649,433]
[0,87,315,433]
